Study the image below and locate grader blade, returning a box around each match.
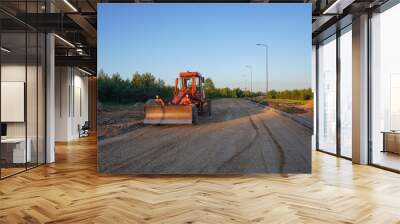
[144,104,195,124]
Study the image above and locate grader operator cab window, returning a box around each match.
[189,77,202,88]
[181,77,199,90]
[186,78,193,88]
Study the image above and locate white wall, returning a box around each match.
[55,67,89,141]
[55,66,70,141]
[1,63,46,164]
[1,65,26,141]
[71,73,89,138]
[1,65,39,138]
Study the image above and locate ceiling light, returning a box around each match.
[323,0,355,15]
[76,48,85,55]
[1,47,11,53]
[54,34,75,48]
[78,67,93,76]
[63,0,78,12]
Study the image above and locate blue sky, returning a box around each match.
[98,4,311,91]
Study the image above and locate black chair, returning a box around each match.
[79,121,90,138]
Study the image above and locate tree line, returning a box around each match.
[203,78,261,99]
[97,70,262,104]
[266,88,313,101]
[97,70,311,104]
[98,70,174,104]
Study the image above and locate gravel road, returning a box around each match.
[98,98,311,174]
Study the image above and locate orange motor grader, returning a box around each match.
[144,71,211,125]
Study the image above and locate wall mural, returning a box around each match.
[97,3,312,174]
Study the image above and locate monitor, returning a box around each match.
[1,123,7,137]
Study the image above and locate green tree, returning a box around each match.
[267,90,277,99]
[204,78,216,98]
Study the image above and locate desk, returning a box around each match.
[382,131,400,154]
[1,138,31,163]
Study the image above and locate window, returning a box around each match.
[317,35,337,154]
[339,27,352,158]
[370,3,400,171]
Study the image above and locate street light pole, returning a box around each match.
[242,74,248,91]
[256,43,269,96]
[245,65,253,93]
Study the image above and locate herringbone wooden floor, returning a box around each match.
[1,136,400,224]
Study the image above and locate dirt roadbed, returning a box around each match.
[97,103,145,139]
[98,98,311,174]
